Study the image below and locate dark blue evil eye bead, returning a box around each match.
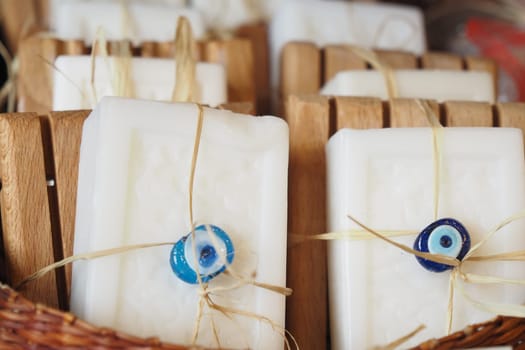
[413,218,471,273]
[170,225,234,284]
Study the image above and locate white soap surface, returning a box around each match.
[52,55,227,110]
[48,0,187,31]
[320,70,495,103]
[71,97,288,349]
[270,0,426,86]
[326,128,525,349]
[54,1,205,43]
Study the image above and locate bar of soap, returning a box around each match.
[269,0,426,87]
[326,128,525,349]
[321,70,495,103]
[54,1,205,43]
[191,0,263,31]
[71,97,288,349]
[52,56,227,110]
[48,0,187,30]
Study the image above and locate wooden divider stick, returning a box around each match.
[0,113,60,308]
[286,94,329,350]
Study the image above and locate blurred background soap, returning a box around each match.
[321,70,495,103]
[52,56,227,110]
[269,0,426,87]
[54,1,205,43]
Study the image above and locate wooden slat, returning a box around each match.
[421,52,463,70]
[219,102,255,115]
[390,99,440,127]
[323,45,367,83]
[47,110,90,299]
[497,103,525,154]
[375,50,418,69]
[17,36,63,113]
[334,96,383,129]
[281,42,321,98]
[62,40,86,55]
[0,0,39,52]
[465,56,499,98]
[236,22,271,114]
[444,101,493,127]
[0,113,60,308]
[286,94,329,350]
[140,42,156,57]
[202,39,256,105]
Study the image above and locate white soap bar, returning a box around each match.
[269,0,426,87]
[54,1,205,44]
[326,128,525,349]
[48,0,187,31]
[52,55,227,110]
[321,70,495,103]
[71,97,288,349]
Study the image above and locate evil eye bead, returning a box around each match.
[170,225,234,284]
[413,218,470,272]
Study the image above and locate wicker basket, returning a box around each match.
[0,284,203,349]
[0,283,523,349]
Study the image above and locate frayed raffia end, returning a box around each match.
[172,16,197,103]
[373,324,426,350]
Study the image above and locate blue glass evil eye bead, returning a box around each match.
[170,225,234,284]
[413,218,471,272]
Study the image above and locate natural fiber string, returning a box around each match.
[90,27,135,106]
[373,324,426,350]
[416,99,443,221]
[172,17,196,103]
[346,46,398,101]
[372,14,421,51]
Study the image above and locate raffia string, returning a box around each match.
[346,46,398,101]
[172,16,196,103]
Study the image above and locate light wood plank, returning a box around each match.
[444,101,493,127]
[281,42,321,98]
[465,56,498,99]
[390,99,440,127]
[219,102,255,115]
[47,110,90,299]
[236,22,270,114]
[0,112,60,308]
[375,50,418,69]
[334,96,383,130]
[286,94,329,350]
[0,0,39,52]
[203,39,256,105]
[17,36,62,113]
[63,40,86,55]
[323,45,367,83]
[421,52,463,70]
[497,102,525,154]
